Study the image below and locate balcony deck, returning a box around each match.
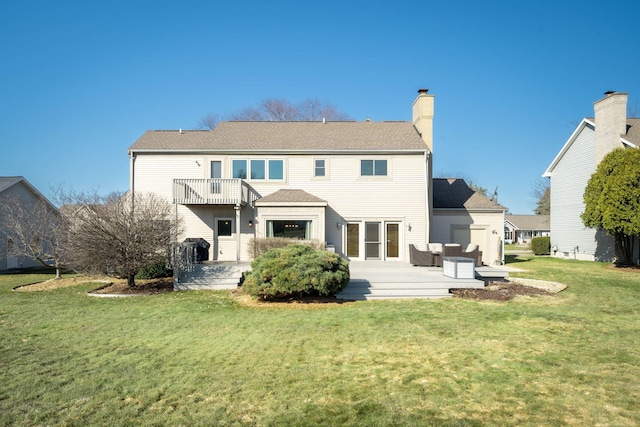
[173,179,251,205]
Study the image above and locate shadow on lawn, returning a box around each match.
[505,254,534,265]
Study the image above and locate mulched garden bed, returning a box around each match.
[451,280,559,300]
[90,277,174,295]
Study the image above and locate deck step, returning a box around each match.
[175,262,248,291]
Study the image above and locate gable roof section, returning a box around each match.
[0,176,58,211]
[543,119,595,177]
[505,214,550,231]
[432,178,507,211]
[544,118,640,177]
[0,176,24,193]
[255,189,327,207]
[129,121,428,153]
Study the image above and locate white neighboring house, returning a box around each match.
[129,90,436,263]
[543,91,640,261]
[504,214,550,244]
[431,178,507,266]
[0,176,58,271]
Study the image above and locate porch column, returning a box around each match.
[235,204,241,262]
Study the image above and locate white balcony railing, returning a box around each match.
[173,179,249,205]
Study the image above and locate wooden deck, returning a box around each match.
[174,260,510,299]
[337,261,503,300]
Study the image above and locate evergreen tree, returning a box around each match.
[582,148,640,265]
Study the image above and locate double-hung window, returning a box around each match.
[361,159,387,176]
[314,159,326,177]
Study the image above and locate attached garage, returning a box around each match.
[431,178,506,266]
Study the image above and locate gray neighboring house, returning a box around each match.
[431,178,507,266]
[0,176,58,271]
[504,214,550,244]
[543,91,640,262]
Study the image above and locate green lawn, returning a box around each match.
[1,258,639,426]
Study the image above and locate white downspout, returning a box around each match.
[129,151,136,212]
[129,151,136,193]
[235,204,241,263]
[425,151,432,245]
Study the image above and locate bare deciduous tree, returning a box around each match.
[201,97,351,127]
[65,192,183,287]
[532,178,550,215]
[197,113,220,130]
[0,189,68,279]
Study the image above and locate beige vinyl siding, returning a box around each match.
[549,125,612,260]
[133,154,206,199]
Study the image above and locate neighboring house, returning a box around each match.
[432,178,507,266]
[504,214,550,244]
[129,90,436,263]
[0,176,57,271]
[543,91,640,261]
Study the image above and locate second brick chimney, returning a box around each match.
[594,91,628,165]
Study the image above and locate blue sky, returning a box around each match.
[1,0,639,214]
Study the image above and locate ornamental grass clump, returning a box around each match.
[242,244,349,299]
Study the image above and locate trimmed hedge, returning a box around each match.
[531,236,551,255]
[242,244,350,299]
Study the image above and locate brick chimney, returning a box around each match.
[412,88,435,152]
[594,91,628,165]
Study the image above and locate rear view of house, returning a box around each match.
[128,90,436,262]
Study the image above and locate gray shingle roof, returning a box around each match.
[585,118,640,146]
[255,189,327,205]
[624,118,640,145]
[505,214,550,230]
[433,178,507,210]
[129,121,428,152]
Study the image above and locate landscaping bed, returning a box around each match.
[452,278,565,300]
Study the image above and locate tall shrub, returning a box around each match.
[531,236,550,255]
[242,245,349,299]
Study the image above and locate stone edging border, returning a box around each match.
[87,281,153,298]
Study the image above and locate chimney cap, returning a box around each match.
[604,90,615,97]
[417,88,429,94]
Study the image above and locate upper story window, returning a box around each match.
[314,159,326,177]
[269,160,284,179]
[361,159,387,176]
[210,161,222,179]
[232,159,284,181]
[250,160,265,179]
[232,160,247,179]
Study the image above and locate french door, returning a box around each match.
[346,221,400,260]
[365,222,381,259]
